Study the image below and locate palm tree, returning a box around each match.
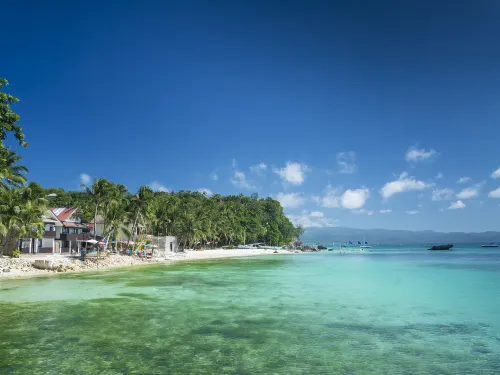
[151,193,179,238]
[0,147,28,191]
[0,189,21,255]
[82,178,112,239]
[101,182,131,250]
[127,186,154,250]
[101,183,129,249]
[0,187,46,256]
[103,200,131,252]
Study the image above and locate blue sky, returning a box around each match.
[2,0,500,232]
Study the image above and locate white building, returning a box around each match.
[21,208,92,254]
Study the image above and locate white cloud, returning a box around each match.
[488,188,500,198]
[231,171,254,189]
[432,188,454,201]
[457,176,471,184]
[318,185,370,210]
[456,185,481,200]
[197,188,213,197]
[336,151,357,174]
[405,146,437,162]
[275,192,306,209]
[320,186,342,208]
[273,162,309,185]
[209,172,218,181]
[448,200,466,210]
[435,172,444,180]
[491,168,500,179]
[250,162,267,174]
[341,188,370,209]
[311,196,321,204]
[80,173,91,186]
[406,210,420,215]
[380,172,433,199]
[379,209,392,214]
[287,211,337,228]
[352,209,374,215]
[230,160,256,189]
[150,181,169,192]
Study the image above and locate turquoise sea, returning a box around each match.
[1,245,500,374]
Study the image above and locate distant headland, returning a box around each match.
[301,227,500,245]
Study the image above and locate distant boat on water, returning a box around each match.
[481,243,499,248]
[428,244,453,251]
[360,239,371,249]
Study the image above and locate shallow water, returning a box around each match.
[1,246,500,374]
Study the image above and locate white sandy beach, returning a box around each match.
[0,249,294,280]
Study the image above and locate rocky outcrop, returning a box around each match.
[0,257,37,273]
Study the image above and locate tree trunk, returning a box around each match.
[2,229,21,257]
[126,211,140,251]
[93,204,99,239]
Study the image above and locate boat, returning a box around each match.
[340,241,354,249]
[360,240,371,249]
[428,244,453,251]
[481,243,499,248]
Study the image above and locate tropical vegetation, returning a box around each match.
[42,185,301,249]
[0,77,301,256]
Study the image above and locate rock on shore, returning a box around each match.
[0,254,169,277]
[1,257,38,274]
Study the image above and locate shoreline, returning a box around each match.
[0,249,296,281]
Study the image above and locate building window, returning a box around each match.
[62,227,69,234]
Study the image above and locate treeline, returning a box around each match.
[0,77,301,255]
[40,184,301,248]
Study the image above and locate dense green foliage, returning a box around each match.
[0,77,300,254]
[0,183,48,256]
[41,184,300,248]
[0,79,46,256]
[0,78,26,147]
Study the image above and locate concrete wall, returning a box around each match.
[165,236,179,252]
[150,236,179,256]
[19,239,31,254]
[93,223,105,237]
[41,238,54,251]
